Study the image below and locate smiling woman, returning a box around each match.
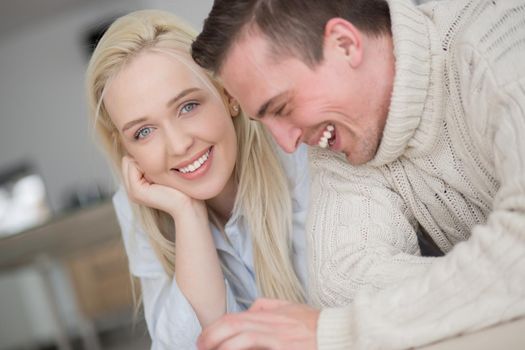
[85,9,309,349]
[103,51,238,201]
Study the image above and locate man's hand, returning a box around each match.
[197,298,319,350]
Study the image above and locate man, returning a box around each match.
[191,0,525,349]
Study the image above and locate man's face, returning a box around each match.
[219,31,391,165]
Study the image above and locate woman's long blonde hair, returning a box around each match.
[86,10,304,303]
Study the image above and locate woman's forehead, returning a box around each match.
[104,50,223,129]
[145,49,218,91]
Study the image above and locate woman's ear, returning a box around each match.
[222,87,241,117]
[230,102,240,117]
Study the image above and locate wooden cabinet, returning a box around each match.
[0,201,139,349]
[66,239,135,321]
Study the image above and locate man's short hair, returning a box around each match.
[191,0,391,73]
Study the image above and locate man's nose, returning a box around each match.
[262,118,302,153]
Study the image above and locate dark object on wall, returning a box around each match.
[62,183,110,212]
[0,162,34,186]
[83,15,121,58]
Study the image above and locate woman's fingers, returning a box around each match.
[120,156,202,217]
[121,156,131,191]
[122,156,149,201]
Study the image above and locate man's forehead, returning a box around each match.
[221,32,275,79]
[219,33,287,115]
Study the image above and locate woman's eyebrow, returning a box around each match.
[166,87,201,107]
[121,87,202,132]
[122,117,148,132]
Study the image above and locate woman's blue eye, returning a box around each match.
[181,102,198,114]
[135,127,153,140]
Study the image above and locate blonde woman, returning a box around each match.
[86,9,309,349]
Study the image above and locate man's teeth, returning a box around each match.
[178,149,210,174]
[318,124,335,148]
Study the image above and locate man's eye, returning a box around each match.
[181,102,199,114]
[274,104,286,116]
[134,127,153,140]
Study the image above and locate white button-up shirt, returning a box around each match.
[112,145,310,349]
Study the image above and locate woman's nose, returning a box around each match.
[164,126,193,156]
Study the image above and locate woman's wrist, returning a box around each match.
[169,199,208,223]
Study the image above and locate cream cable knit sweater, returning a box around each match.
[308,0,525,349]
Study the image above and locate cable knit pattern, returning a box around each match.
[309,0,525,349]
[308,149,433,307]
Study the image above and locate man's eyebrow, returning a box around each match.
[121,87,200,132]
[256,92,287,119]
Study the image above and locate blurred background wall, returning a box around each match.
[0,1,212,349]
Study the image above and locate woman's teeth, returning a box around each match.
[178,149,210,174]
[318,124,335,148]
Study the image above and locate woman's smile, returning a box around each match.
[172,146,214,179]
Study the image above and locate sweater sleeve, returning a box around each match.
[112,189,244,350]
[307,149,434,307]
[316,47,525,350]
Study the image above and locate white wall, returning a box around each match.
[139,0,214,28]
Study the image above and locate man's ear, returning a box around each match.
[323,18,363,68]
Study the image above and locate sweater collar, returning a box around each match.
[368,0,444,167]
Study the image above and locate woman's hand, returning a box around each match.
[123,156,226,326]
[121,156,205,219]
